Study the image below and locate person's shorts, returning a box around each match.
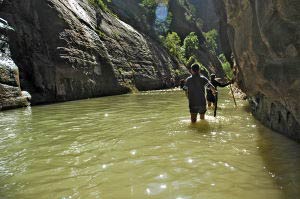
[207,93,215,103]
[189,106,207,114]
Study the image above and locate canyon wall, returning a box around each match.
[0,0,186,105]
[213,0,300,141]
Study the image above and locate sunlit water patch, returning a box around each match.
[0,89,299,199]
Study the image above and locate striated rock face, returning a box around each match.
[0,18,30,110]
[0,0,186,105]
[213,0,300,141]
[109,0,225,78]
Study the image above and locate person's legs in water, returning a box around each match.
[199,107,206,120]
[191,113,198,123]
[190,106,206,122]
[200,113,205,120]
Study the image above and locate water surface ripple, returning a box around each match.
[0,89,299,199]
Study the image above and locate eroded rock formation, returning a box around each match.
[0,18,30,110]
[0,0,186,105]
[213,0,300,141]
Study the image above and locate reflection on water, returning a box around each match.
[0,89,299,199]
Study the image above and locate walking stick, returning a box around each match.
[229,83,237,107]
[214,91,218,117]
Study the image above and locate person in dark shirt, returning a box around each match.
[180,79,186,89]
[184,64,216,123]
[207,74,232,107]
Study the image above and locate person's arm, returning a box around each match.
[214,79,231,87]
[183,79,189,98]
[205,78,217,94]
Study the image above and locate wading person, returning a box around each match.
[179,79,186,89]
[184,64,216,123]
[207,74,232,107]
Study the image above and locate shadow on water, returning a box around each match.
[256,124,300,198]
[241,103,300,198]
[188,120,211,134]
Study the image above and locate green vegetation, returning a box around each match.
[160,31,211,75]
[197,62,209,74]
[154,11,173,35]
[140,0,157,9]
[174,69,187,77]
[88,0,116,16]
[139,1,173,35]
[186,56,209,74]
[219,54,234,79]
[160,30,233,79]
[160,32,183,60]
[203,30,234,78]
[182,32,199,60]
[95,28,107,39]
[139,0,158,19]
[203,29,218,55]
[88,0,109,11]
[160,32,202,66]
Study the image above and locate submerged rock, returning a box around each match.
[213,0,300,141]
[0,17,30,110]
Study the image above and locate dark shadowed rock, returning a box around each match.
[0,0,187,105]
[187,0,219,32]
[213,0,300,141]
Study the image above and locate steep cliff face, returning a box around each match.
[109,0,225,78]
[0,0,186,105]
[213,0,300,141]
[0,18,30,110]
[168,0,225,77]
[107,0,154,36]
[187,0,219,32]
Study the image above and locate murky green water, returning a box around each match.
[0,89,299,199]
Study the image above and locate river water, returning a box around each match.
[0,89,299,199]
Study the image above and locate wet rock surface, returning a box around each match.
[0,17,30,110]
[0,0,186,105]
[213,0,300,141]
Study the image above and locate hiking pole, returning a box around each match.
[229,83,237,107]
[214,91,218,117]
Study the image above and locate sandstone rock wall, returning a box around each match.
[0,18,30,110]
[109,0,226,78]
[0,0,186,105]
[213,0,300,141]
